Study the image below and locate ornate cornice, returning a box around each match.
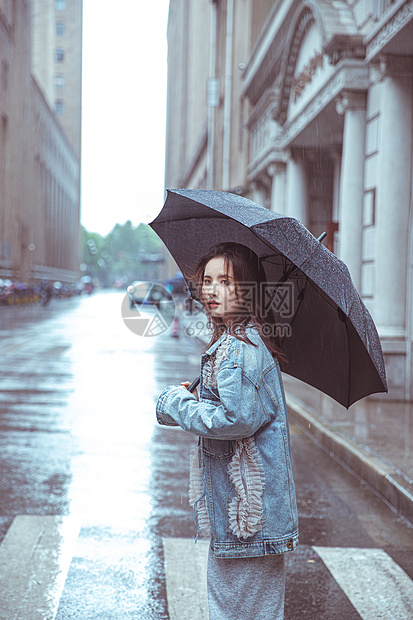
[366,0,413,61]
[269,4,364,126]
[243,1,364,124]
[280,59,368,147]
[274,8,315,125]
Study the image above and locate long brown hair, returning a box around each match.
[191,243,284,360]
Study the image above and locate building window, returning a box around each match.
[55,48,65,63]
[56,21,65,36]
[55,0,66,10]
[55,100,64,116]
[54,74,65,89]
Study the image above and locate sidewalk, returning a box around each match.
[283,374,413,525]
[179,308,413,526]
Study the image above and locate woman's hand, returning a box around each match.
[181,381,199,400]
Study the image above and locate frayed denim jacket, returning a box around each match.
[156,326,299,559]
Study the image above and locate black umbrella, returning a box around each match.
[150,189,387,408]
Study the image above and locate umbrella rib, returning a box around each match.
[280,279,308,348]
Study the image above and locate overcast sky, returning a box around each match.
[81,1,170,236]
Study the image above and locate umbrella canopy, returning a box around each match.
[150,189,387,408]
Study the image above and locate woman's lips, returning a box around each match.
[208,301,220,308]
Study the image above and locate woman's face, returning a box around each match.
[201,256,242,324]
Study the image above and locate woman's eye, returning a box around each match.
[221,279,230,286]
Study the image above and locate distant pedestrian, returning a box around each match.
[156,242,298,619]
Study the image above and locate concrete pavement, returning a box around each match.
[283,374,413,525]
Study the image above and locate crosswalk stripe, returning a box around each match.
[164,539,413,620]
[0,514,81,620]
[313,546,413,620]
[163,537,209,620]
[2,526,411,618]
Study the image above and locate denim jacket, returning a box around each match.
[156,326,299,559]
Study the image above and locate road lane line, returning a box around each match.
[0,514,81,620]
[0,339,29,356]
[313,546,413,620]
[39,345,71,358]
[163,537,209,620]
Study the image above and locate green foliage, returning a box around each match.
[80,221,164,288]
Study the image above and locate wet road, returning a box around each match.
[0,292,201,618]
[0,291,412,619]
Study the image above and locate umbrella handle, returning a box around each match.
[188,376,200,393]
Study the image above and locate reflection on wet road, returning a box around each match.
[0,291,202,618]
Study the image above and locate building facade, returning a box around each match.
[32,0,82,158]
[165,0,413,401]
[0,0,82,285]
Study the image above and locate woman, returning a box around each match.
[156,243,298,619]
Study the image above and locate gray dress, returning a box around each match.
[207,548,286,619]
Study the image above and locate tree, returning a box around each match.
[80,222,163,288]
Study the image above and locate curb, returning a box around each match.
[286,395,413,526]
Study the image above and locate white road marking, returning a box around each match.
[163,537,209,620]
[2,523,412,619]
[0,514,81,620]
[313,546,413,620]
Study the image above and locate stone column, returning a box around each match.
[268,161,287,214]
[250,180,267,209]
[325,149,342,255]
[285,151,308,227]
[336,91,367,292]
[330,152,341,224]
[374,57,413,339]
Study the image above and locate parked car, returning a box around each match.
[127,281,173,310]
